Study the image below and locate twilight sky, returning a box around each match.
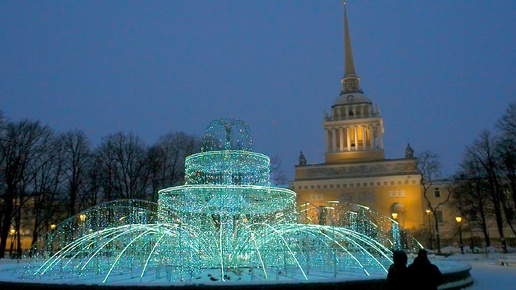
[1,0,515,181]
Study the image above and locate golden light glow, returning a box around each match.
[50,224,56,230]
[79,214,87,222]
[10,229,15,235]
[455,216,462,223]
[426,209,431,214]
[391,212,398,220]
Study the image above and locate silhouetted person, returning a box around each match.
[408,249,444,290]
[387,250,409,289]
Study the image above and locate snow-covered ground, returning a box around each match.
[435,252,516,290]
[1,253,516,289]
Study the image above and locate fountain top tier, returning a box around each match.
[159,119,296,220]
[201,119,253,152]
[188,118,270,186]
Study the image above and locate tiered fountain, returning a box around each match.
[10,119,441,287]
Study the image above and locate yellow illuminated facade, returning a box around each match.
[292,3,425,231]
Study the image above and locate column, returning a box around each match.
[354,126,358,150]
[339,128,344,152]
[372,126,377,148]
[332,128,337,152]
[378,125,384,149]
[367,125,371,149]
[346,127,351,151]
[326,129,331,152]
[362,125,366,150]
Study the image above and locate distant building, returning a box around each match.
[291,3,516,251]
[291,3,425,231]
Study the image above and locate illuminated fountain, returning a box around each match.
[17,119,418,285]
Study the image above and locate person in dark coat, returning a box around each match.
[387,250,409,289]
[408,249,444,290]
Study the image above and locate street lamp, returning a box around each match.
[9,229,16,257]
[50,224,56,230]
[455,216,464,254]
[391,212,401,250]
[426,209,433,249]
[79,214,86,222]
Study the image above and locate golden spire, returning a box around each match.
[341,1,361,95]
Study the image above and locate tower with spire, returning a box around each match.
[341,0,361,95]
[323,1,385,164]
[292,2,423,231]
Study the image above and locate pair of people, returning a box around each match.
[387,249,443,290]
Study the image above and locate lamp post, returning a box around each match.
[426,209,433,249]
[78,214,87,240]
[391,212,401,250]
[455,216,464,254]
[9,229,16,257]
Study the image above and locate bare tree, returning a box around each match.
[418,150,452,253]
[452,160,491,247]
[270,154,288,186]
[496,103,516,230]
[0,120,52,258]
[147,132,199,201]
[466,131,508,252]
[495,139,516,235]
[0,111,7,244]
[26,135,66,252]
[59,130,91,216]
[95,132,150,201]
[497,102,516,140]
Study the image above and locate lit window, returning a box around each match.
[434,188,441,198]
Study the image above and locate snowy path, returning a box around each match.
[468,260,516,289]
[440,253,516,290]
